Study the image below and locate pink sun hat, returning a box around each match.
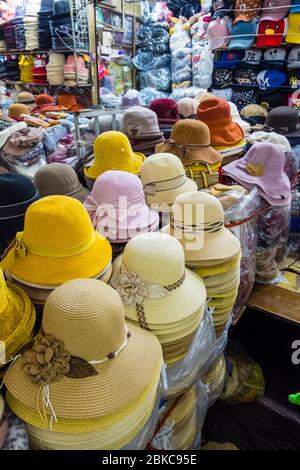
[84,170,159,243]
[222,142,291,206]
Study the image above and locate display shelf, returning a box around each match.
[212,84,300,90]
[0,49,88,55]
[3,80,92,87]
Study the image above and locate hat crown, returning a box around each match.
[266,106,299,128]
[8,103,29,118]
[34,163,81,196]
[43,279,126,361]
[16,92,35,103]
[197,97,231,123]
[36,94,54,106]
[123,107,160,137]
[177,98,196,117]
[0,173,37,206]
[149,98,179,119]
[242,142,285,174]
[140,153,185,184]
[91,170,144,205]
[171,119,211,145]
[22,195,95,250]
[123,232,185,285]
[172,191,224,227]
[93,131,134,166]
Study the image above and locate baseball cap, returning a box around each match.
[256,18,288,47]
[228,21,256,49]
[287,47,300,68]
[213,68,234,87]
[242,49,262,65]
[217,50,245,68]
[286,13,300,44]
[290,0,300,13]
[259,0,291,21]
[257,69,287,89]
[256,88,287,109]
[234,68,257,85]
[232,88,256,111]
[263,48,287,64]
[234,0,261,23]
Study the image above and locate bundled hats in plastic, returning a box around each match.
[84,170,159,243]
[223,142,291,206]
[206,17,231,49]
[140,153,198,212]
[4,279,163,449]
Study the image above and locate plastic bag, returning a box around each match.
[192,43,213,89]
[140,2,173,24]
[139,68,172,92]
[149,380,209,450]
[169,86,205,101]
[170,25,192,88]
[137,23,170,54]
[138,87,169,106]
[132,51,171,72]
[202,354,227,406]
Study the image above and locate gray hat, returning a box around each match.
[122,106,163,139]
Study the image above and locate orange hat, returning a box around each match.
[35,94,54,106]
[8,103,29,119]
[57,94,84,112]
[197,97,244,147]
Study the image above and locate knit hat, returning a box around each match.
[197,97,244,146]
[149,98,179,124]
[156,119,222,165]
[140,153,198,212]
[259,0,291,21]
[256,18,288,47]
[0,196,112,286]
[33,163,89,203]
[122,107,163,139]
[84,131,145,181]
[84,170,159,243]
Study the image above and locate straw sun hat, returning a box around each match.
[0,195,112,287]
[4,279,163,449]
[162,191,241,263]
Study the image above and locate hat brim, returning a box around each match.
[158,118,179,124]
[9,231,112,286]
[84,153,145,180]
[144,177,198,213]
[1,282,36,364]
[155,141,222,166]
[67,186,90,204]
[4,322,162,423]
[228,39,255,49]
[161,225,241,262]
[205,122,244,147]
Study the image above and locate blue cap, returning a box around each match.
[290,0,300,13]
[217,50,245,68]
[256,69,287,89]
[228,21,256,49]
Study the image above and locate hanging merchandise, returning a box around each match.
[170,23,192,90]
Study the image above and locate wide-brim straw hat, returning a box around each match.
[4,279,163,434]
[140,153,198,213]
[0,268,36,366]
[161,192,241,262]
[201,264,241,287]
[189,253,241,275]
[0,196,112,286]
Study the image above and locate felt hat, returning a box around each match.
[240,104,268,127]
[122,107,163,139]
[223,142,291,206]
[0,267,36,368]
[155,119,222,165]
[8,103,29,119]
[177,98,197,119]
[84,131,145,181]
[57,95,83,112]
[0,195,112,286]
[197,97,244,147]
[33,163,89,203]
[84,170,159,243]
[34,94,62,113]
[0,395,8,448]
[162,192,241,263]
[110,233,206,364]
[264,106,300,137]
[0,122,27,150]
[4,279,163,448]
[140,153,198,212]
[149,98,179,124]
[16,92,35,107]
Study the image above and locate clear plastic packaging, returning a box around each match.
[136,23,170,54]
[169,86,206,101]
[202,354,226,406]
[149,380,209,450]
[192,42,213,89]
[140,3,173,24]
[138,87,169,106]
[2,408,29,450]
[139,68,172,92]
[132,51,171,72]
[170,25,192,88]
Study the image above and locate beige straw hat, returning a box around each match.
[4,279,163,439]
[162,191,241,262]
[140,153,197,213]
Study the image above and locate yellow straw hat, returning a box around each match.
[4,279,163,442]
[0,196,112,286]
[201,265,240,287]
[84,131,145,181]
[162,192,241,263]
[0,267,35,367]
[193,254,241,277]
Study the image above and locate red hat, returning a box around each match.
[256,18,288,48]
[149,98,179,124]
[35,94,54,106]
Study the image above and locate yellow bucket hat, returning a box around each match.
[0,196,112,286]
[0,268,35,368]
[84,131,145,180]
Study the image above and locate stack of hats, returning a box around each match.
[0,267,36,372]
[149,98,179,139]
[0,395,7,447]
[38,0,54,50]
[33,54,48,84]
[203,354,227,403]
[156,119,222,189]
[122,107,164,156]
[84,170,159,259]
[33,94,62,114]
[0,196,112,305]
[0,173,40,255]
[64,55,89,85]
[84,131,145,189]
[140,153,198,214]
[12,16,26,50]
[264,106,300,145]
[46,53,66,85]
[57,94,84,112]
[19,55,34,83]
[3,279,163,449]
[0,56,19,81]
[110,232,207,365]
[34,163,89,203]
[162,192,241,335]
[197,97,245,165]
[24,16,39,50]
[49,0,73,50]
[0,25,5,52]
[3,20,16,50]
